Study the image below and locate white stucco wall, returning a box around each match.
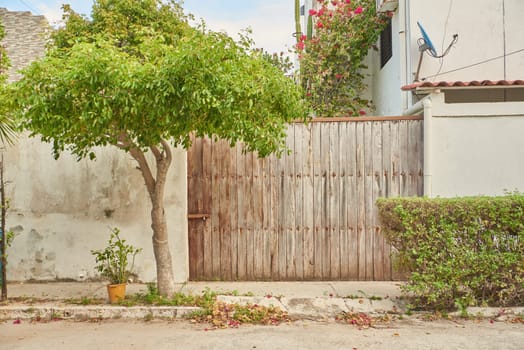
[373,0,524,115]
[4,136,188,283]
[426,93,524,197]
[371,11,403,115]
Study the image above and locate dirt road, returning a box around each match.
[1,318,522,350]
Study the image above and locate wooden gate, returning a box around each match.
[187,116,423,281]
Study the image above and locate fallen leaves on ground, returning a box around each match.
[191,301,290,330]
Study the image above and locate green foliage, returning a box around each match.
[297,0,389,117]
[377,195,524,310]
[13,0,306,160]
[90,227,142,284]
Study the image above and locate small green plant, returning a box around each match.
[91,227,142,285]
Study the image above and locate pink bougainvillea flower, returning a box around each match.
[309,9,317,16]
[335,74,343,79]
[331,1,338,6]
[318,7,326,16]
[354,6,363,14]
[299,34,307,42]
[345,0,351,4]
[359,110,367,116]
[316,21,324,29]
[296,42,305,51]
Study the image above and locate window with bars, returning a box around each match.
[380,19,392,68]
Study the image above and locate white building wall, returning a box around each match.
[371,12,402,115]
[426,93,524,197]
[374,0,524,115]
[408,0,511,82]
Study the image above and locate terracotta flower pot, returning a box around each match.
[107,283,127,304]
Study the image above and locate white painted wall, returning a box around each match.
[425,93,524,197]
[371,12,403,115]
[4,136,189,283]
[373,0,524,115]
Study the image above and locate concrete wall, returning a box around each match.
[1,9,189,283]
[426,92,524,197]
[5,139,188,283]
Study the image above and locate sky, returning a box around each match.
[1,0,296,55]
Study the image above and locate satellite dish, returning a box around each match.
[413,21,458,82]
[417,22,437,57]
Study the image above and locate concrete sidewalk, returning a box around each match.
[1,281,407,321]
[5,281,403,300]
[2,281,521,322]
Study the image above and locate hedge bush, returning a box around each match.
[377,194,523,310]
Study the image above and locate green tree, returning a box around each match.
[12,0,305,296]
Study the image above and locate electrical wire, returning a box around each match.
[434,0,454,82]
[422,47,524,80]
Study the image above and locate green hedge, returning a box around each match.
[377,195,524,310]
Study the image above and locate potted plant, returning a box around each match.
[91,227,142,303]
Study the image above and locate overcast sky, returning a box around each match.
[2,0,296,54]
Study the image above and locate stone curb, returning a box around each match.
[1,300,521,322]
[0,305,200,321]
[217,296,404,319]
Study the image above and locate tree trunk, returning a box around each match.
[150,194,175,296]
[124,137,176,297]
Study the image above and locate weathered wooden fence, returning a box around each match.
[187,116,423,281]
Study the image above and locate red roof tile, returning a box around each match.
[401,80,524,91]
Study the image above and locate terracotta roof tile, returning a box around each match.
[401,80,524,91]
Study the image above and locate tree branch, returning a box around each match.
[150,144,162,160]
[117,132,156,197]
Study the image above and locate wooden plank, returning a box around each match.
[261,154,272,280]
[236,144,247,280]
[390,121,401,198]
[399,121,409,197]
[328,122,340,279]
[338,122,350,280]
[312,123,323,279]
[364,122,374,280]
[187,135,197,279]
[276,139,288,280]
[210,138,221,279]
[229,143,239,280]
[293,124,305,280]
[252,151,265,279]
[245,149,255,280]
[372,121,384,281]
[347,123,359,280]
[218,140,232,280]
[190,136,207,280]
[269,151,280,280]
[284,126,296,280]
[381,121,393,280]
[202,137,213,279]
[320,123,331,280]
[356,122,366,280]
[302,124,315,279]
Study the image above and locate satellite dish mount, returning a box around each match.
[414,21,458,82]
